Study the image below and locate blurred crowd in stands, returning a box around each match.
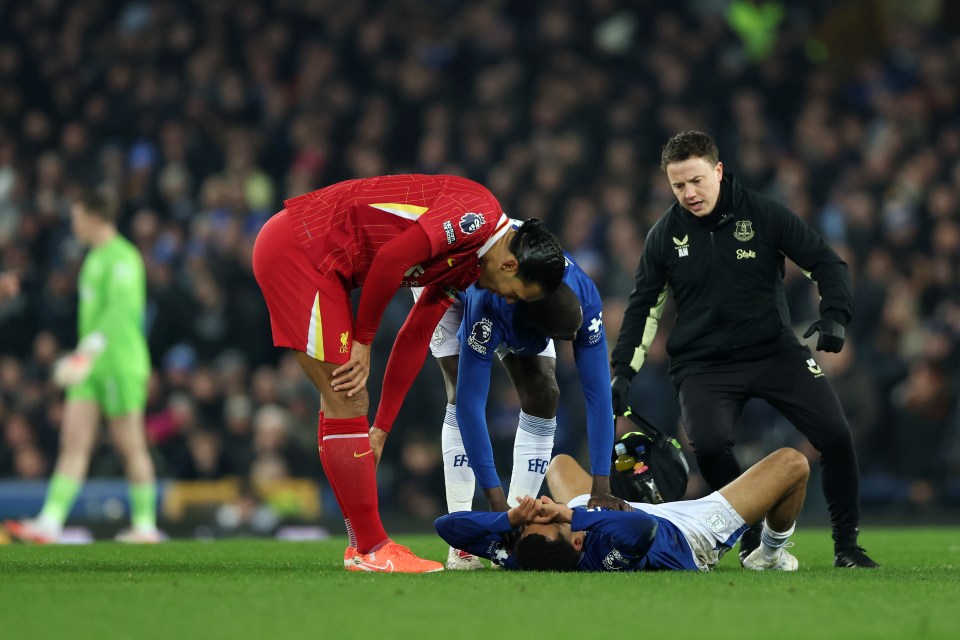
[1,0,959,526]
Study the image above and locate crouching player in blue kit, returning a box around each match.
[415,253,620,569]
[436,447,809,572]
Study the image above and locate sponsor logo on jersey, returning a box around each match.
[706,511,728,533]
[602,548,629,571]
[443,220,456,244]
[806,358,824,378]
[405,264,426,277]
[467,317,493,355]
[736,249,757,259]
[459,212,485,234]
[587,312,603,344]
[672,234,689,257]
[734,220,755,242]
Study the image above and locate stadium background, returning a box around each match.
[0,0,958,538]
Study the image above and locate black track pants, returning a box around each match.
[678,346,861,548]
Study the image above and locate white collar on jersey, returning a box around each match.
[477,214,512,257]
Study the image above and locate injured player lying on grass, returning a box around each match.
[435,448,810,571]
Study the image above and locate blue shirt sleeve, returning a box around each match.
[573,336,615,478]
[572,283,615,478]
[434,511,517,569]
[455,289,503,490]
[571,508,659,557]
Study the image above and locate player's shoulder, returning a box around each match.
[462,284,505,318]
[561,254,601,301]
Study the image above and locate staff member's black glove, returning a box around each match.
[611,375,632,416]
[803,318,845,353]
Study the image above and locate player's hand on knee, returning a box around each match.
[52,351,93,387]
[331,341,370,396]
[368,426,387,466]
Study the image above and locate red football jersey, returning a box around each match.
[284,174,510,291]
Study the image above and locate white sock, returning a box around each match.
[761,520,795,560]
[441,404,476,512]
[506,412,556,507]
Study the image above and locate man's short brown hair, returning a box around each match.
[660,131,719,170]
[74,188,115,222]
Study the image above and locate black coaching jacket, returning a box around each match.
[611,174,853,386]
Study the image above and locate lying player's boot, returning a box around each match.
[446,546,484,570]
[352,541,444,573]
[344,546,361,570]
[834,545,879,568]
[115,527,164,543]
[4,519,59,544]
[738,522,762,566]
[742,543,798,571]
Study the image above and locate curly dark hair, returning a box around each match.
[660,131,719,170]
[514,533,580,571]
[509,218,565,295]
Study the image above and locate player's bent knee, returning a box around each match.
[775,448,810,482]
[517,381,559,417]
[546,454,576,481]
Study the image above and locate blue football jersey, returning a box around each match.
[455,254,615,490]
[434,506,699,571]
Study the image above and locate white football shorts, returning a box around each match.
[568,492,748,571]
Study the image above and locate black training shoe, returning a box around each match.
[738,523,762,566]
[834,545,879,568]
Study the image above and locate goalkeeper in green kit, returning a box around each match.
[5,190,161,544]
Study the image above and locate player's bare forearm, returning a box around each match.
[483,486,510,512]
[508,496,561,527]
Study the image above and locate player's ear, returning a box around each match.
[501,258,519,273]
[571,532,584,552]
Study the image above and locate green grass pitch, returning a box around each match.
[1,528,957,640]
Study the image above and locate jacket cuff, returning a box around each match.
[821,309,849,326]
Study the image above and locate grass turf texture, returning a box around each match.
[1,528,957,640]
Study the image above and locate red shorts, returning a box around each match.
[252,210,354,364]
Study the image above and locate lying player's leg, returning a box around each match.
[719,448,809,571]
[545,454,593,504]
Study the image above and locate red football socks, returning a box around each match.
[318,411,357,548]
[319,414,388,553]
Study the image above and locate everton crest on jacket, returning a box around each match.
[611,174,853,386]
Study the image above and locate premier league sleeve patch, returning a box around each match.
[459,212,485,234]
[467,317,493,355]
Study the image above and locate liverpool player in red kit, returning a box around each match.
[252,174,565,572]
